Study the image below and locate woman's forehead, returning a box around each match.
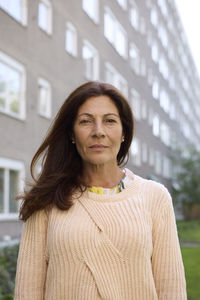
[77,95,119,115]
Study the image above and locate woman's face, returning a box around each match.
[73,95,124,167]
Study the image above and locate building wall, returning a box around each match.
[0,0,200,240]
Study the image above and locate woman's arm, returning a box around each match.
[14,209,49,300]
[151,186,187,300]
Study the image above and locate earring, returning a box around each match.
[72,140,75,144]
[122,137,125,142]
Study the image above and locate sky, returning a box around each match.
[175,0,200,77]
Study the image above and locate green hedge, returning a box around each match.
[0,243,19,299]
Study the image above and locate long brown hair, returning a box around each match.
[19,81,134,221]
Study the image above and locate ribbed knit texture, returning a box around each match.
[14,170,187,300]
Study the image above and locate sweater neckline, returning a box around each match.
[82,169,142,203]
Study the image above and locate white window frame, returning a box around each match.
[105,62,128,97]
[160,122,170,146]
[160,88,169,113]
[82,40,99,80]
[65,22,78,57]
[150,7,158,27]
[0,157,25,220]
[38,77,52,119]
[131,138,141,166]
[116,0,127,10]
[151,42,159,63]
[104,7,127,59]
[152,114,160,136]
[130,89,140,120]
[129,43,140,74]
[129,0,139,30]
[38,0,52,35]
[0,51,26,120]
[82,0,99,24]
[0,0,28,26]
[152,79,159,99]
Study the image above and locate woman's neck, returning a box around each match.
[82,163,125,188]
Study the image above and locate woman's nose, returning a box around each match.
[92,121,105,137]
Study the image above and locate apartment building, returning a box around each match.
[0,0,200,240]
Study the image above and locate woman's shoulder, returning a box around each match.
[125,168,171,202]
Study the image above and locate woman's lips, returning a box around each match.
[89,144,108,149]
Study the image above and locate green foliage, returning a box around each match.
[0,243,19,299]
[177,220,200,243]
[172,147,200,206]
[181,247,200,300]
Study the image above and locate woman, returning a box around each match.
[15,81,187,299]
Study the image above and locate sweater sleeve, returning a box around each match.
[151,186,187,300]
[14,209,48,300]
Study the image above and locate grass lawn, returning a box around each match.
[181,247,200,300]
[176,220,200,242]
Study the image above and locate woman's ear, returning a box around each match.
[70,133,75,144]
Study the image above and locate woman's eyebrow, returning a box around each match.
[78,113,120,118]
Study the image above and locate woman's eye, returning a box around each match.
[106,119,116,123]
[79,119,91,124]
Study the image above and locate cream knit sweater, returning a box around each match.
[14,170,187,300]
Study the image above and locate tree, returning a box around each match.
[172,147,200,220]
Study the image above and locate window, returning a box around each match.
[82,40,99,80]
[158,25,168,48]
[159,56,168,80]
[105,62,128,97]
[82,0,99,23]
[38,78,51,118]
[152,79,159,99]
[116,0,127,10]
[0,51,26,119]
[131,138,141,166]
[160,122,170,146]
[65,22,77,57]
[158,0,168,17]
[160,89,169,113]
[0,0,27,25]
[0,158,24,218]
[129,43,140,74]
[131,89,140,120]
[104,8,127,58]
[38,0,52,34]
[150,7,158,26]
[129,1,139,30]
[152,115,159,136]
[151,42,159,62]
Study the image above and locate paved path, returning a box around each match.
[180,241,200,247]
